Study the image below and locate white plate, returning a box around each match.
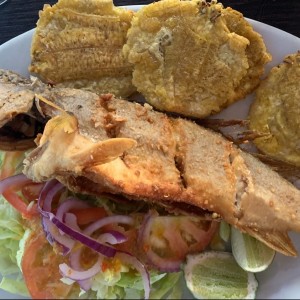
[0,4,300,300]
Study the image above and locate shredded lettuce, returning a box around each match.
[149,272,182,299]
[0,151,29,296]
[0,151,182,299]
[0,150,26,178]
[0,277,28,297]
[92,269,182,299]
[0,195,29,297]
[66,263,182,299]
[16,229,32,271]
[118,270,166,290]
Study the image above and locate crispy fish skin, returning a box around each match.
[29,0,135,98]
[0,70,34,128]
[23,91,300,256]
[0,70,43,151]
[249,52,300,166]
[123,0,271,119]
[26,112,137,180]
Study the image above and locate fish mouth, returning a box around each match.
[0,110,46,151]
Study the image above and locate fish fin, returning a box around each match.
[70,138,137,167]
[44,114,137,167]
[246,228,297,257]
[35,94,65,113]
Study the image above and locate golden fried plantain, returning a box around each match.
[29,0,135,98]
[222,7,272,104]
[123,0,271,119]
[249,51,300,166]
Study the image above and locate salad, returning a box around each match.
[0,150,275,299]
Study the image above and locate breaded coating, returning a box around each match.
[29,0,135,98]
[249,51,300,166]
[2,68,298,256]
[0,69,39,150]
[123,0,271,119]
[22,90,300,256]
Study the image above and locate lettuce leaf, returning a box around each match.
[0,277,29,297]
[0,151,182,299]
[85,267,182,299]
[117,270,166,290]
[149,272,182,299]
[0,195,29,297]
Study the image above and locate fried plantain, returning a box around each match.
[249,51,300,166]
[29,0,135,98]
[222,7,272,104]
[123,0,271,119]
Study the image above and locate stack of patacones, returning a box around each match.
[0,0,299,299]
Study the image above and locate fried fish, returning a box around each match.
[29,0,135,98]
[19,87,300,257]
[123,0,271,119]
[1,69,300,256]
[0,69,46,151]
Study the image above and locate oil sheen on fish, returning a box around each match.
[0,68,299,256]
[18,87,300,257]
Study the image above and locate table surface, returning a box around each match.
[0,0,299,46]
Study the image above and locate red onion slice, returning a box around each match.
[78,278,92,292]
[50,214,117,257]
[37,179,150,298]
[38,180,75,252]
[38,179,64,214]
[116,252,150,300]
[70,247,82,270]
[139,211,217,273]
[69,248,93,291]
[59,257,102,281]
[138,211,185,272]
[84,215,135,236]
[42,216,55,245]
[97,230,127,245]
[38,180,116,257]
[64,213,81,232]
[56,197,90,234]
[143,248,182,272]
[139,211,182,272]
[0,173,31,193]
[56,197,90,221]
[42,217,75,254]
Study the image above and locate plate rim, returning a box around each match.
[0,3,300,300]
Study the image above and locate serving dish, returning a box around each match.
[0,4,300,299]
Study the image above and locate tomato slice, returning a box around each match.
[69,207,108,225]
[140,214,218,271]
[115,227,138,254]
[2,189,39,219]
[0,151,42,218]
[0,151,25,180]
[21,182,45,202]
[22,231,72,299]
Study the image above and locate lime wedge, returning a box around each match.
[231,227,275,273]
[219,221,231,242]
[209,221,231,251]
[184,251,258,299]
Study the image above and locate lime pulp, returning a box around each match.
[231,227,275,273]
[184,251,258,299]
